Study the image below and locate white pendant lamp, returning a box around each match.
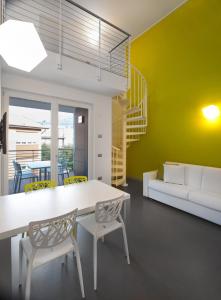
[0,20,47,72]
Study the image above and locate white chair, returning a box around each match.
[78,197,130,290]
[19,209,85,300]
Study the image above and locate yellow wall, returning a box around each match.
[127,0,221,180]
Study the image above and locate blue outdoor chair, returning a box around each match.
[46,159,70,184]
[13,161,38,193]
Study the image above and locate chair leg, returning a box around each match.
[93,236,97,290]
[62,254,68,265]
[19,242,23,287]
[14,176,19,193]
[18,177,22,193]
[123,200,127,220]
[74,243,85,298]
[25,260,32,300]
[122,224,130,264]
[13,176,17,193]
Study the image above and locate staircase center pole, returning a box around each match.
[58,0,63,70]
[122,107,128,187]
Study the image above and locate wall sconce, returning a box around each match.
[202,105,220,121]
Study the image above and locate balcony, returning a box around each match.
[8,147,86,194]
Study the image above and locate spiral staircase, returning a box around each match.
[112,65,148,186]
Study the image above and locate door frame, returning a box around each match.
[1,89,93,195]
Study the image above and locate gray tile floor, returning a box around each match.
[2,179,221,300]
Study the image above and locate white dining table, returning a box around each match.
[0,180,130,298]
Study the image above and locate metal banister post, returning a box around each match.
[58,0,63,70]
[0,0,5,24]
[127,37,131,90]
[97,18,101,81]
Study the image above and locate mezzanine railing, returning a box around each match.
[3,0,130,77]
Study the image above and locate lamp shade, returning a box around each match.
[0,20,47,72]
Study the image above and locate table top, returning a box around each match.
[0,180,130,240]
[27,160,51,169]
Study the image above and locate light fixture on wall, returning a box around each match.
[202,105,220,121]
[0,20,47,72]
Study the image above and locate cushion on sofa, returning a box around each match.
[165,162,203,188]
[189,191,221,212]
[149,179,189,199]
[201,167,221,194]
[164,164,185,185]
[184,165,203,189]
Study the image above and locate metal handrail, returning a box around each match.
[66,0,130,38]
[5,0,130,77]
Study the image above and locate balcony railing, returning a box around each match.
[4,0,130,77]
[8,147,74,179]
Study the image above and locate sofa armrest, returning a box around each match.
[143,170,158,197]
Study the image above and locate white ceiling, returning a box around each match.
[74,0,188,37]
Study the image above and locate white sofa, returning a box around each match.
[143,162,221,225]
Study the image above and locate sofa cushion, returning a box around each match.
[184,165,203,189]
[201,167,221,194]
[149,179,189,199]
[164,164,185,185]
[189,191,221,212]
[165,162,203,189]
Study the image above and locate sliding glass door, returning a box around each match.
[4,95,89,194]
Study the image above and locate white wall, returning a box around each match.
[1,72,112,191]
[0,61,2,195]
[2,50,127,96]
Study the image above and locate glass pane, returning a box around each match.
[58,105,88,186]
[8,98,51,194]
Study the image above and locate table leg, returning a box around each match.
[0,238,12,299]
[11,236,20,300]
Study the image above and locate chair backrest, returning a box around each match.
[24,180,56,192]
[28,209,78,249]
[95,197,123,223]
[64,176,88,185]
[58,159,68,172]
[13,160,22,175]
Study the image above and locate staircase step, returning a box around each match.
[127,116,146,122]
[126,132,146,136]
[112,164,124,169]
[126,138,140,143]
[124,107,141,115]
[112,178,125,186]
[112,171,124,177]
[126,124,147,129]
[112,157,123,162]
